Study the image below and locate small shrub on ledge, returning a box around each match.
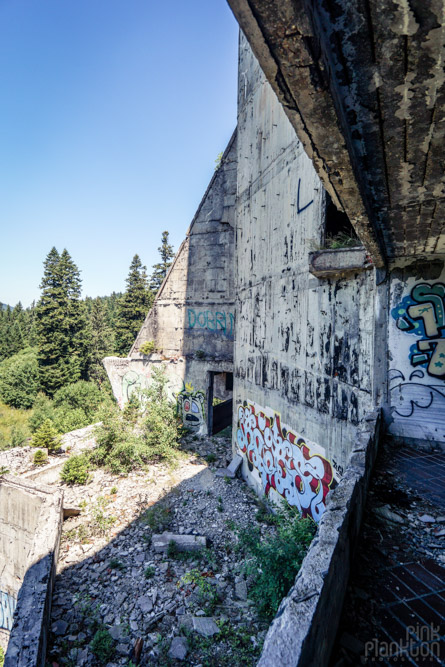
[33,449,48,466]
[139,340,157,355]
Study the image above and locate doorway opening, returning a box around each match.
[207,371,233,435]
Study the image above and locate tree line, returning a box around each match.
[0,231,174,409]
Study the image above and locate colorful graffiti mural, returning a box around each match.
[176,383,205,430]
[393,282,445,379]
[236,402,336,522]
[187,309,234,338]
[0,590,16,631]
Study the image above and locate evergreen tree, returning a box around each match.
[87,297,115,384]
[149,231,174,294]
[36,248,90,395]
[114,255,153,356]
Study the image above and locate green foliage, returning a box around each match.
[89,496,116,536]
[85,296,115,385]
[325,230,361,249]
[36,248,90,395]
[90,627,114,662]
[214,151,223,170]
[31,419,61,452]
[114,254,153,356]
[60,454,90,485]
[144,566,155,579]
[0,645,4,667]
[236,506,316,619]
[149,231,174,295]
[110,485,118,494]
[0,401,31,450]
[139,340,156,355]
[140,505,171,531]
[33,449,48,466]
[30,381,109,434]
[92,367,183,473]
[109,558,125,570]
[179,568,219,614]
[0,347,40,408]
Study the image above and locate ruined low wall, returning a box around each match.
[1,476,63,667]
[258,409,381,667]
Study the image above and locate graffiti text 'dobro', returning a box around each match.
[237,403,335,522]
[187,309,234,338]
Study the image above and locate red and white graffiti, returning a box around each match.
[237,403,335,522]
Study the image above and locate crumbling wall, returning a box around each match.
[1,476,63,666]
[104,135,236,434]
[233,35,376,520]
[388,257,445,448]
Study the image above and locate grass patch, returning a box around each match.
[140,505,171,531]
[0,401,32,450]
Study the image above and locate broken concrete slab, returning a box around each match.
[152,532,207,553]
[215,453,243,479]
[192,617,220,637]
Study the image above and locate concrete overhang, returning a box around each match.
[227,0,445,265]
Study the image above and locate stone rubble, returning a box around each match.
[41,432,271,665]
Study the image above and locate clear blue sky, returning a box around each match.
[0,1,239,308]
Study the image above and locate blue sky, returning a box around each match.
[0,1,239,307]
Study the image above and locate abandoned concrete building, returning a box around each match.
[2,1,445,665]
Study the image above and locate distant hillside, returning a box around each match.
[0,302,9,311]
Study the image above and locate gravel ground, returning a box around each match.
[45,431,272,666]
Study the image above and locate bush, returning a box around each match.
[236,505,316,619]
[139,340,156,355]
[30,381,110,435]
[90,627,114,662]
[60,454,90,485]
[0,348,40,409]
[92,367,183,473]
[0,402,31,450]
[53,381,104,421]
[31,419,61,452]
[33,449,48,466]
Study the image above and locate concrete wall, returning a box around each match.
[104,133,237,434]
[388,256,445,448]
[1,476,63,666]
[233,34,377,521]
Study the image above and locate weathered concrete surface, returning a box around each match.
[309,248,373,278]
[1,476,63,667]
[233,36,377,514]
[227,1,445,262]
[257,410,381,667]
[105,133,236,434]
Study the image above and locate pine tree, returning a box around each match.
[87,297,115,384]
[115,255,153,356]
[149,231,174,294]
[36,248,90,395]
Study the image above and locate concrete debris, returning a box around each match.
[418,514,436,523]
[152,532,207,553]
[168,636,188,660]
[373,505,405,524]
[192,617,220,637]
[215,453,243,479]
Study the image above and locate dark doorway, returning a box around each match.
[207,371,233,435]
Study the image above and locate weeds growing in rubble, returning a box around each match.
[236,503,316,619]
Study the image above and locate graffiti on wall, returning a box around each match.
[122,370,150,404]
[393,282,445,379]
[236,402,336,522]
[176,383,205,430]
[389,281,445,441]
[0,590,16,631]
[187,309,234,339]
